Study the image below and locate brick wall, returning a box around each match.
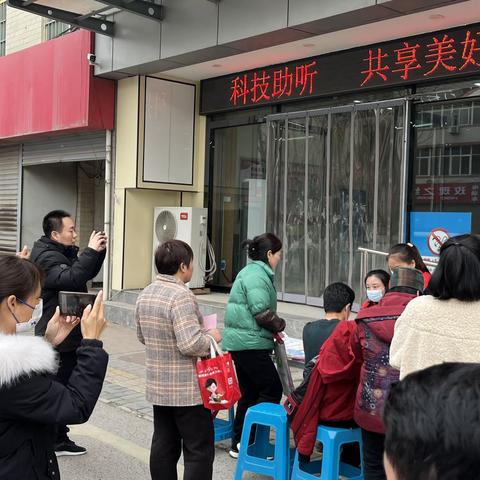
[5,5,43,55]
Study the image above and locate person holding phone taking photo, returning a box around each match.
[30,210,107,456]
[0,255,108,480]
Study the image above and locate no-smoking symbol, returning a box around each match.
[428,228,450,255]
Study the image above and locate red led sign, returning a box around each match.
[229,61,318,106]
[201,23,480,115]
[360,30,480,87]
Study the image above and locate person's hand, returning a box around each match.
[88,231,108,252]
[45,307,80,347]
[81,291,107,340]
[16,245,30,259]
[207,328,222,343]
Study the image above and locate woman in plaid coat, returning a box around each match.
[136,240,221,480]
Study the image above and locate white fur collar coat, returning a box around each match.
[0,333,58,387]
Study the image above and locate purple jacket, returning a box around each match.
[353,292,416,433]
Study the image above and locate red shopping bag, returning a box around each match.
[196,338,241,411]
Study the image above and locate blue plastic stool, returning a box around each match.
[291,425,364,480]
[234,402,291,480]
[214,407,235,442]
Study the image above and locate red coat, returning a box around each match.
[288,321,362,458]
[422,270,431,289]
[360,299,376,309]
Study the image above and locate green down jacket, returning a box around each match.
[222,260,277,351]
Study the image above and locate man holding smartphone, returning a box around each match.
[30,210,107,457]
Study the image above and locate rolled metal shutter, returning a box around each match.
[22,132,106,165]
[0,146,20,254]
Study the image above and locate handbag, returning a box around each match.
[273,332,295,396]
[196,337,241,411]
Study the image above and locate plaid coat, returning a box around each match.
[135,274,211,407]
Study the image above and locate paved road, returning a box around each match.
[58,399,255,480]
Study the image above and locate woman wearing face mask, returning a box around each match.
[387,243,431,289]
[0,255,108,480]
[223,233,285,459]
[361,270,390,310]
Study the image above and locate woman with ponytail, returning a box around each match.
[387,242,431,289]
[223,233,285,459]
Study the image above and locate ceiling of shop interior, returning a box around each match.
[162,0,480,81]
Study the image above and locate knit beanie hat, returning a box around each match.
[389,267,424,292]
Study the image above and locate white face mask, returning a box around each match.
[14,298,43,333]
[366,289,384,303]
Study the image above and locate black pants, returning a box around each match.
[231,349,283,447]
[151,404,214,480]
[361,429,386,480]
[55,350,78,443]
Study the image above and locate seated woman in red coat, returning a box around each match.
[352,267,424,480]
[360,270,390,310]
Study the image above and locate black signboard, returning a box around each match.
[200,23,480,114]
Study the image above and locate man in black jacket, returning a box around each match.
[30,210,107,457]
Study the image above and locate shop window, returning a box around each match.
[0,1,6,57]
[412,99,480,236]
[44,19,70,41]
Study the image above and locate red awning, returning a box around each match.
[0,30,114,140]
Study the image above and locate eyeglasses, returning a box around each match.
[16,298,36,310]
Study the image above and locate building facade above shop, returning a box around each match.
[0,29,115,140]
[201,23,480,114]
[9,0,470,79]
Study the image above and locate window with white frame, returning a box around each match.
[0,1,6,57]
[417,148,431,176]
[415,101,480,128]
[444,146,472,176]
[44,19,70,41]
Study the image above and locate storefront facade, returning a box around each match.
[201,23,480,303]
[0,29,115,276]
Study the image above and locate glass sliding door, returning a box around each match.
[306,114,328,304]
[351,108,376,290]
[376,105,405,252]
[265,119,286,297]
[210,123,267,287]
[267,99,407,305]
[284,117,307,302]
[329,110,353,286]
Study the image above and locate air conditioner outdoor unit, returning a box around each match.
[152,207,208,289]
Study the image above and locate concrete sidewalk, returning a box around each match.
[100,323,304,421]
[97,323,305,479]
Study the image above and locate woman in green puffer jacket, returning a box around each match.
[223,233,286,458]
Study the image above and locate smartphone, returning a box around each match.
[59,291,97,317]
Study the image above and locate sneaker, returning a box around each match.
[229,443,240,459]
[55,440,87,457]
